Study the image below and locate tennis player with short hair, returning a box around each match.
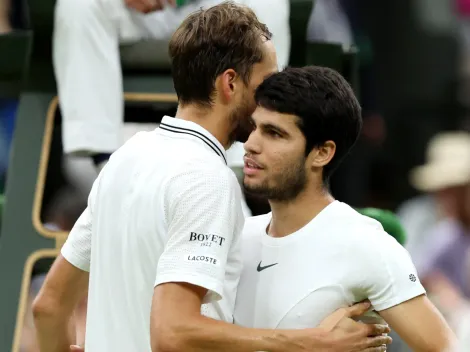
[235,66,457,352]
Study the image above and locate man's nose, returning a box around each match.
[244,130,261,154]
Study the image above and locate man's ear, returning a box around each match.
[217,69,238,103]
[307,141,336,168]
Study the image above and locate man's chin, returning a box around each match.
[243,183,268,197]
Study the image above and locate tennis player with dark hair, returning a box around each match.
[235,66,457,352]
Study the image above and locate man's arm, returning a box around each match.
[357,229,456,352]
[379,295,456,352]
[32,255,89,352]
[151,282,391,352]
[34,175,97,352]
[74,293,88,346]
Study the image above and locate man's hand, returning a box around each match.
[70,345,83,352]
[125,0,175,14]
[316,301,392,352]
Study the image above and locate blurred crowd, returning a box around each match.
[1,0,470,351]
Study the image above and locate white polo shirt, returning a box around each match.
[234,201,426,329]
[61,116,245,351]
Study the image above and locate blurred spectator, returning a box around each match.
[398,132,470,260]
[396,193,439,260]
[398,132,470,343]
[307,0,353,51]
[53,0,290,171]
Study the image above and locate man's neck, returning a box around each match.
[175,104,232,149]
[268,186,335,238]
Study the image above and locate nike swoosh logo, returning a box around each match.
[257,261,278,272]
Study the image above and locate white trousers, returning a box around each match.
[53,0,290,155]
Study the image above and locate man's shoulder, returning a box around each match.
[128,127,226,169]
[328,202,384,234]
[157,128,227,167]
[154,136,232,175]
[327,203,397,249]
[170,160,237,186]
[160,160,241,211]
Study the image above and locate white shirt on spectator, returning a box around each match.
[61,116,245,352]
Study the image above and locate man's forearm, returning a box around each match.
[31,255,89,351]
[74,295,88,346]
[379,295,457,352]
[33,310,73,352]
[158,315,327,352]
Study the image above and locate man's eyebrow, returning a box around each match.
[260,122,289,135]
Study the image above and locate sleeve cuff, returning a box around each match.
[61,245,90,272]
[155,273,223,303]
[373,287,427,311]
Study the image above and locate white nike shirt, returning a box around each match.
[234,201,426,328]
[61,116,244,351]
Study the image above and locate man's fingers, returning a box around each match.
[317,309,346,331]
[365,334,392,347]
[70,345,84,352]
[366,323,391,336]
[345,301,372,317]
[362,346,387,352]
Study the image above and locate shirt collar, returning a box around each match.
[158,116,227,165]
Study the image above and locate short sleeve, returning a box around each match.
[61,206,92,272]
[61,173,101,272]
[359,231,427,312]
[155,166,244,302]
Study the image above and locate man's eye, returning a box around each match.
[268,130,281,138]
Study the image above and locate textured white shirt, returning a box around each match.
[62,116,244,352]
[234,201,426,329]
